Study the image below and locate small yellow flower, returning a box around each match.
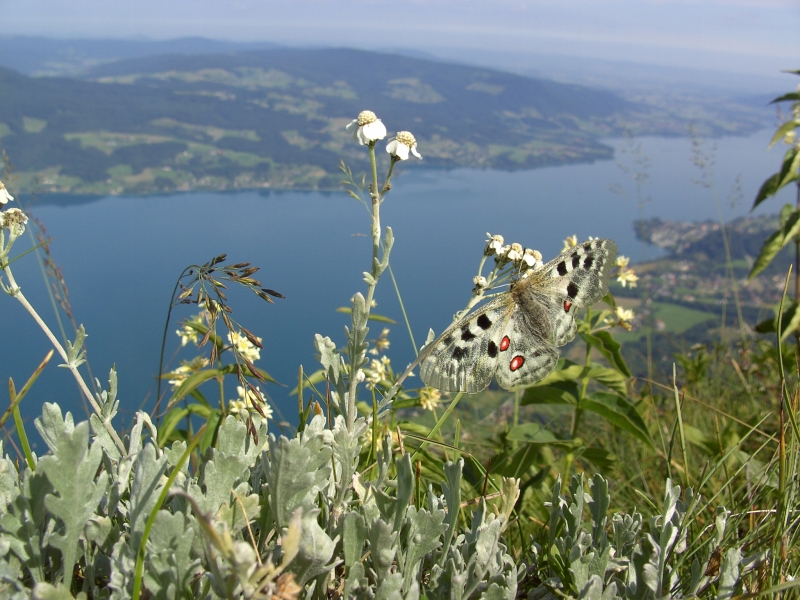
[370,328,391,355]
[419,386,442,411]
[617,268,639,288]
[166,356,210,389]
[228,385,272,427]
[228,330,261,362]
[613,306,636,330]
[563,235,578,250]
[616,255,630,268]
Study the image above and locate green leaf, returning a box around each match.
[769,119,800,148]
[581,392,653,448]
[587,365,629,396]
[506,423,581,449]
[535,359,585,386]
[752,147,800,210]
[336,306,397,324]
[578,447,617,471]
[581,331,632,377]
[772,92,800,103]
[521,381,578,405]
[38,422,108,589]
[748,206,800,279]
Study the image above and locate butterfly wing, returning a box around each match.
[525,238,618,346]
[419,297,514,393]
[492,306,560,390]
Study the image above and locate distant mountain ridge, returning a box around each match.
[0,47,764,196]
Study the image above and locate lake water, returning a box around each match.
[2,128,794,441]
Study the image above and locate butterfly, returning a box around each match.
[419,238,617,393]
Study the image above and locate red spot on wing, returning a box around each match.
[499,336,510,351]
[563,300,572,312]
[509,355,525,371]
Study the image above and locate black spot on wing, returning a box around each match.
[452,346,467,360]
[557,261,568,276]
[460,326,476,341]
[583,255,594,269]
[567,282,579,299]
[477,313,492,330]
[488,340,498,357]
[442,335,454,346]
[571,253,580,269]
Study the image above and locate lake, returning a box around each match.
[2,127,793,442]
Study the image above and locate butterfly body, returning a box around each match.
[420,238,617,393]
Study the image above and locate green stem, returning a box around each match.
[2,261,127,455]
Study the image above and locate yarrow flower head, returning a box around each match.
[419,386,441,412]
[386,131,422,160]
[228,385,272,427]
[1,208,28,237]
[522,248,543,270]
[506,242,523,263]
[617,267,639,288]
[563,235,578,250]
[485,233,505,256]
[0,180,13,206]
[346,110,387,145]
[473,275,487,289]
[227,330,261,362]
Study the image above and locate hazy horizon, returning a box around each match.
[1,0,796,82]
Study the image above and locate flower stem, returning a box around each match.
[3,263,127,454]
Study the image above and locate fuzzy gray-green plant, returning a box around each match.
[0,396,520,600]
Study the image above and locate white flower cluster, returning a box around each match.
[175,310,209,346]
[346,111,422,161]
[364,355,391,390]
[484,233,543,271]
[166,356,210,389]
[228,385,272,427]
[419,386,442,411]
[615,255,639,288]
[605,306,636,331]
[0,180,26,238]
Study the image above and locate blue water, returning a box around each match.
[1,128,793,446]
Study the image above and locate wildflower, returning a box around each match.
[0,181,13,206]
[1,208,28,237]
[228,330,261,362]
[485,233,505,256]
[373,328,391,354]
[473,275,487,289]
[523,248,543,270]
[386,131,422,160]
[355,369,365,383]
[175,311,207,346]
[365,356,391,389]
[346,110,387,145]
[563,235,578,250]
[784,130,797,146]
[419,386,441,411]
[229,385,272,427]
[617,268,639,288]
[507,242,523,262]
[613,306,636,330]
[166,356,209,389]
[616,255,630,268]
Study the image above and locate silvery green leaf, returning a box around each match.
[59,325,88,369]
[189,416,257,516]
[264,415,332,530]
[142,510,200,600]
[343,561,370,600]
[0,444,19,508]
[1,467,52,584]
[392,453,414,533]
[342,511,367,568]
[565,474,585,541]
[629,535,659,600]
[215,492,260,532]
[0,555,29,598]
[34,403,74,455]
[127,444,168,540]
[716,547,742,600]
[38,421,108,589]
[612,511,641,559]
[332,416,366,509]
[93,367,120,421]
[289,509,338,585]
[440,459,462,561]
[368,518,398,584]
[89,414,122,461]
[399,506,445,593]
[588,474,609,551]
[713,507,729,548]
[31,582,88,599]
[577,574,603,600]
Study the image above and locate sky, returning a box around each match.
[0,0,797,80]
